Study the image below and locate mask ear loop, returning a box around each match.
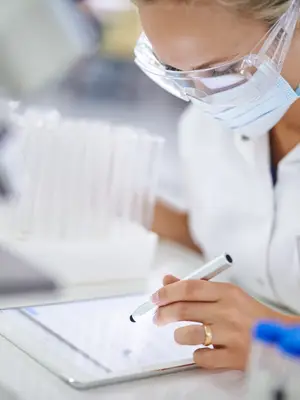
[190,2,300,107]
[254,0,300,71]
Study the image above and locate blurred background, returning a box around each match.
[27,0,188,204]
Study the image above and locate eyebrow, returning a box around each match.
[163,54,240,72]
[191,57,233,70]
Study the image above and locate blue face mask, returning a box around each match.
[192,68,300,138]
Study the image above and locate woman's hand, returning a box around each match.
[152,276,282,371]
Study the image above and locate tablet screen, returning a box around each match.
[21,295,200,374]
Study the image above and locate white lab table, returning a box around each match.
[0,241,247,400]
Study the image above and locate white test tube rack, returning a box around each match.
[0,108,164,288]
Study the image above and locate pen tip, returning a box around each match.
[225,254,233,263]
[130,315,136,323]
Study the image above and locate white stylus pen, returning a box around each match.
[130,253,233,323]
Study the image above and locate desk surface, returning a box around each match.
[0,241,247,400]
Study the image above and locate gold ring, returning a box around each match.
[203,324,213,347]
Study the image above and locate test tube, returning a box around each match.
[278,327,300,400]
[80,122,100,238]
[18,121,45,240]
[114,126,139,232]
[140,132,164,230]
[55,120,75,241]
[131,131,152,228]
[31,122,57,239]
[82,121,111,237]
[106,126,125,234]
[247,321,287,400]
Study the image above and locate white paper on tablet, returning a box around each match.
[0,294,203,389]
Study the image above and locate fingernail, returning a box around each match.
[151,291,160,305]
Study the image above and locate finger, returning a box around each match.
[174,324,223,347]
[193,348,234,370]
[152,280,221,306]
[154,302,218,325]
[163,275,179,286]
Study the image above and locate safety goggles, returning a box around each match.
[134,0,300,106]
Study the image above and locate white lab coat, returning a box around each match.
[160,104,300,314]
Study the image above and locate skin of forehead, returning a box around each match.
[138,2,269,70]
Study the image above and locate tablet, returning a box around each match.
[0,294,201,390]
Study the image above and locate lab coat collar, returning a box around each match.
[233,132,267,166]
[234,133,300,167]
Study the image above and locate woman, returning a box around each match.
[133,0,300,370]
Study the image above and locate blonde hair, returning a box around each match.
[134,0,292,24]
